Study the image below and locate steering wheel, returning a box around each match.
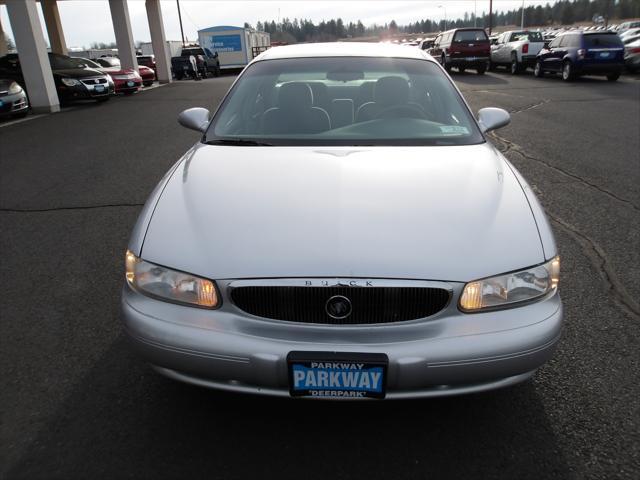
[374,104,426,120]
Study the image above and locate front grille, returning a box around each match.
[231,286,451,325]
[81,78,107,85]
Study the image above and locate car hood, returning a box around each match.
[53,68,105,78]
[141,143,545,282]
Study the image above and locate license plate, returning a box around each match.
[600,52,610,58]
[94,85,105,92]
[0,100,3,107]
[288,351,388,399]
[126,81,134,87]
[183,66,189,70]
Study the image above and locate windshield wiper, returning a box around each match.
[205,138,274,146]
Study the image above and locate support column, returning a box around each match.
[108,0,138,71]
[0,15,9,57]
[145,0,171,83]
[41,0,67,55]
[6,0,60,113]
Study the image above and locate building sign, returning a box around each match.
[208,34,242,53]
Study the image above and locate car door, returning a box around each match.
[429,35,443,61]
[542,36,564,71]
[491,33,505,63]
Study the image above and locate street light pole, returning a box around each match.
[521,0,525,29]
[176,0,186,47]
[438,4,447,31]
[474,0,477,27]
[488,0,493,35]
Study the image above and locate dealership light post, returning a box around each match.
[521,0,525,28]
[176,0,185,46]
[438,4,447,31]
[488,0,493,35]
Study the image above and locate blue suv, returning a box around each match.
[534,31,624,81]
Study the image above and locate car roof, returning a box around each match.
[255,42,435,62]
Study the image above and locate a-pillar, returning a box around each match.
[41,0,67,55]
[5,0,60,113]
[108,0,138,71]
[145,0,171,83]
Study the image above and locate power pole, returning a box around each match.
[176,0,186,47]
[521,0,525,29]
[488,0,493,35]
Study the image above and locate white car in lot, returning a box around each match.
[490,30,546,74]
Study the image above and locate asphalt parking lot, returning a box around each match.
[1,71,639,479]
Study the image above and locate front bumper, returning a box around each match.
[122,282,563,399]
[113,78,142,94]
[0,91,28,116]
[58,83,112,101]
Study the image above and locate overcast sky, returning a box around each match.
[1,0,556,48]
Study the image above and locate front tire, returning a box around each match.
[143,81,153,87]
[534,60,544,77]
[562,61,575,81]
[96,97,110,103]
[606,73,620,82]
[476,65,486,75]
[458,67,466,73]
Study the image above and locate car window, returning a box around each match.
[584,34,623,48]
[207,57,484,147]
[511,31,544,42]
[453,30,488,42]
[548,37,561,48]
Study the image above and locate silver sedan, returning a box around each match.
[122,43,562,399]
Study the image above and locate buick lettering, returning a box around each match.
[122,43,562,399]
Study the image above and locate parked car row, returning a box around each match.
[0,52,158,119]
[423,27,630,82]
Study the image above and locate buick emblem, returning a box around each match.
[325,295,352,319]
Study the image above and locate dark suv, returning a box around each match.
[427,28,490,75]
[534,31,624,81]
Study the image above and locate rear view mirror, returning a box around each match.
[327,69,365,82]
[477,107,510,133]
[178,107,211,133]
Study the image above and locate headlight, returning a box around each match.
[8,81,22,94]
[125,250,219,308]
[61,77,81,86]
[460,256,560,312]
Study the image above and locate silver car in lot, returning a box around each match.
[122,43,562,399]
[0,79,28,118]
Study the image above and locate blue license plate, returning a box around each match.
[94,85,105,92]
[599,52,610,58]
[288,352,388,399]
[0,100,3,107]
[126,81,134,87]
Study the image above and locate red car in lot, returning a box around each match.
[137,65,156,87]
[427,28,491,74]
[82,57,141,94]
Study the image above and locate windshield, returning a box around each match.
[206,57,483,146]
[49,54,85,70]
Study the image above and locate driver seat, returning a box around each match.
[262,82,331,134]
[356,76,425,122]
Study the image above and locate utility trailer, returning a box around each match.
[197,26,270,70]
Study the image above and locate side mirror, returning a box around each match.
[214,52,219,58]
[477,107,510,133]
[178,107,210,133]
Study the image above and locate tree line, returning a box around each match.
[252,0,640,42]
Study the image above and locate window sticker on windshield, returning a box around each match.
[439,125,469,135]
